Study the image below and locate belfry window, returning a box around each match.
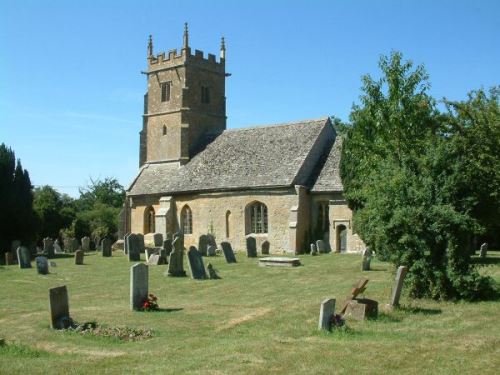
[181,205,193,235]
[201,86,210,104]
[249,202,268,234]
[161,82,170,102]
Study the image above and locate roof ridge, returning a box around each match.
[223,117,329,133]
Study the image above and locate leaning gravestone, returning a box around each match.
[81,236,91,252]
[167,236,186,277]
[187,246,207,280]
[198,235,209,256]
[310,243,318,256]
[74,250,84,265]
[318,298,336,331]
[17,246,31,269]
[4,252,13,266]
[54,239,63,254]
[49,285,73,329]
[43,238,54,258]
[390,266,409,307]
[101,238,112,257]
[361,248,372,271]
[221,242,237,263]
[246,237,257,258]
[207,245,216,257]
[127,234,141,262]
[261,240,270,255]
[480,243,488,258]
[130,263,148,311]
[35,256,49,275]
[316,240,327,254]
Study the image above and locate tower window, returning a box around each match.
[161,82,171,102]
[201,86,210,104]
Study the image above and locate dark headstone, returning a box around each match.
[101,238,112,257]
[127,234,141,262]
[159,249,168,264]
[187,246,207,280]
[480,243,488,258]
[163,238,173,256]
[74,250,84,265]
[130,263,148,311]
[198,235,208,256]
[207,245,216,257]
[207,262,221,279]
[361,248,372,271]
[35,256,49,275]
[261,240,270,255]
[246,237,257,258]
[43,238,54,258]
[221,242,237,263]
[49,285,72,329]
[136,233,145,253]
[17,246,31,269]
[167,236,186,277]
[81,236,91,252]
[316,240,327,253]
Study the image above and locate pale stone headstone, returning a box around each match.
[74,250,84,265]
[246,236,257,258]
[101,238,112,257]
[147,254,163,265]
[207,245,216,257]
[35,256,49,275]
[167,236,186,277]
[361,248,372,271]
[316,240,327,254]
[187,246,207,280]
[480,243,488,258]
[163,238,173,256]
[127,234,141,262]
[130,263,148,311]
[390,266,409,307]
[221,242,237,263]
[310,243,318,256]
[261,240,270,255]
[81,236,90,252]
[4,252,13,266]
[43,238,54,258]
[344,298,378,320]
[145,248,158,262]
[49,285,72,329]
[17,246,31,268]
[207,263,221,279]
[54,240,63,254]
[137,234,145,253]
[318,298,336,331]
[198,235,208,256]
[144,233,156,248]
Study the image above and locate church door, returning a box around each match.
[336,225,347,253]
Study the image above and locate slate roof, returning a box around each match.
[310,135,343,192]
[127,118,332,196]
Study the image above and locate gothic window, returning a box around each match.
[144,206,155,234]
[161,82,170,102]
[162,125,167,136]
[248,202,268,234]
[181,205,193,235]
[318,202,329,233]
[201,86,210,104]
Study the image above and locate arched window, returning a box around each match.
[144,206,155,234]
[181,205,193,235]
[162,125,167,136]
[247,202,268,234]
[318,202,329,234]
[225,210,231,238]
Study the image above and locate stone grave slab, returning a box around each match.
[344,298,378,320]
[258,257,301,267]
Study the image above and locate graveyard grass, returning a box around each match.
[0,251,499,375]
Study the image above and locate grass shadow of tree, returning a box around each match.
[399,306,442,315]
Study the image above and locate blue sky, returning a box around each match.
[1,0,499,197]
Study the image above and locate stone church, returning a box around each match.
[125,25,364,254]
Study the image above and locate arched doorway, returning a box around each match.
[336,225,347,253]
[144,206,155,234]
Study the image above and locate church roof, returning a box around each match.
[127,117,334,196]
[310,135,344,192]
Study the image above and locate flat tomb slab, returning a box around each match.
[259,257,301,267]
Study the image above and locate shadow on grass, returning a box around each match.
[157,307,183,313]
[376,312,403,323]
[365,267,388,272]
[471,257,500,265]
[399,306,442,315]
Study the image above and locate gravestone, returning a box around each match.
[145,248,159,262]
[361,248,372,271]
[74,250,84,265]
[153,233,163,247]
[127,234,141,262]
[17,246,31,269]
[35,256,49,275]
[480,243,488,258]
[11,240,21,254]
[49,285,72,329]
[339,278,370,315]
[259,257,301,267]
[221,242,237,263]
[124,233,131,254]
[159,249,168,264]
[246,236,257,258]
[54,240,63,254]
[81,236,91,252]
[66,238,79,252]
[261,240,270,255]
[163,238,173,256]
[310,243,318,256]
[101,238,112,257]
[316,240,327,254]
[207,245,216,257]
[318,298,336,331]
[167,236,186,277]
[130,263,148,311]
[198,235,209,256]
[147,254,162,266]
[4,252,13,266]
[344,299,378,320]
[390,266,409,307]
[207,263,221,279]
[187,246,207,280]
[43,238,54,258]
[144,233,163,248]
[136,234,145,253]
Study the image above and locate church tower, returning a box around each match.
[139,24,227,166]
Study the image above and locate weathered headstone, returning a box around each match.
[17,246,31,269]
[11,240,21,254]
[130,263,148,311]
[147,254,162,266]
[310,243,318,256]
[54,239,63,254]
[207,245,216,257]
[127,234,141,262]
[145,248,159,262]
[74,250,84,265]
[4,252,13,266]
[43,238,54,258]
[390,266,409,307]
[136,233,145,253]
[261,240,270,255]
[480,243,488,258]
[35,256,49,275]
[361,248,372,271]
[187,246,207,280]
[316,240,327,254]
[49,285,73,329]
[144,233,163,248]
[163,238,173,256]
[259,257,301,267]
[344,298,378,320]
[318,298,336,331]
[339,278,370,315]
[198,235,209,256]
[123,233,131,254]
[81,236,91,252]
[101,238,112,257]
[167,236,186,277]
[159,249,168,264]
[207,263,221,279]
[221,242,237,263]
[246,236,257,258]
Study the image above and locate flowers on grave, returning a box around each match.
[141,293,159,311]
[330,313,345,328]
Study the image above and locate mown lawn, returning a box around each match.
[0,249,498,374]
